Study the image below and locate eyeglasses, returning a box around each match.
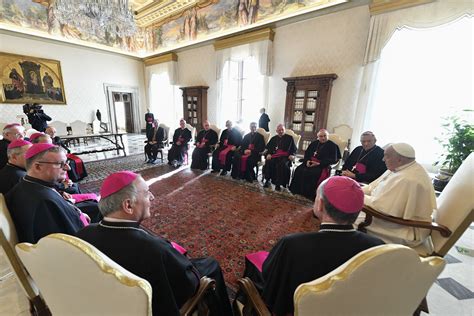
[36,161,70,168]
[7,132,23,138]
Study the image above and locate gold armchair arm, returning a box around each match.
[235,277,271,316]
[180,277,216,316]
[358,205,452,237]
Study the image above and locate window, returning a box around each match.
[149,72,181,128]
[367,17,472,170]
[221,57,266,127]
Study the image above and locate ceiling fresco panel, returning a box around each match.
[0,0,347,57]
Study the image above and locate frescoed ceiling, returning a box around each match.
[0,0,351,58]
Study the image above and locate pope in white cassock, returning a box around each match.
[363,143,436,247]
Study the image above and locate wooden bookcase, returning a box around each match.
[180,86,208,129]
[283,74,337,154]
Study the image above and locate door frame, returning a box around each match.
[104,83,140,133]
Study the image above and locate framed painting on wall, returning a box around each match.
[0,52,66,104]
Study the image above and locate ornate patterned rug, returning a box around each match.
[79,154,169,192]
[141,168,319,291]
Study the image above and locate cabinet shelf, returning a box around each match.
[284,74,337,154]
[181,86,208,130]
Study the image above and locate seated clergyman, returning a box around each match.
[231,122,265,182]
[144,119,165,164]
[0,139,32,195]
[191,120,218,170]
[211,120,242,176]
[168,119,192,167]
[263,124,296,191]
[363,143,436,246]
[290,129,340,199]
[6,143,88,243]
[242,176,384,316]
[341,131,386,183]
[77,171,233,316]
[0,123,25,169]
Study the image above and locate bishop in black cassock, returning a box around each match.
[6,143,86,243]
[78,220,200,316]
[263,124,296,190]
[78,171,233,316]
[191,121,218,170]
[211,120,242,175]
[1,123,25,169]
[231,123,265,181]
[168,120,192,167]
[243,176,384,316]
[0,138,10,170]
[341,131,386,183]
[0,163,26,195]
[290,130,340,200]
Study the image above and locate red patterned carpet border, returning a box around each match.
[141,169,320,291]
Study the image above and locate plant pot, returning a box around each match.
[433,169,453,192]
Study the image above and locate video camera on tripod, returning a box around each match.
[23,103,44,115]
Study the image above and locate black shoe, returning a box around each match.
[211,170,219,173]
[263,180,270,188]
[220,170,227,176]
[275,185,281,191]
[246,177,253,183]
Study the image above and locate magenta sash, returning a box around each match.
[355,162,367,174]
[218,146,232,166]
[240,154,250,172]
[316,167,330,188]
[245,251,270,272]
[171,241,187,255]
[79,212,89,227]
[271,149,289,159]
[310,158,330,188]
[198,138,208,148]
[67,153,84,176]
[240,144,255,172]
[72,193,99,203]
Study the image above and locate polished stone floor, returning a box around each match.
[1,133,473,315]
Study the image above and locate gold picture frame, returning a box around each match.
[0,52,66,104]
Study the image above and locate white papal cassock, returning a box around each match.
[363,161,436,246]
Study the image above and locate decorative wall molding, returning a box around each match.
[369,0,435,15]
[213,28,275,51]
[134,0,199,28]
[144,52,178,66]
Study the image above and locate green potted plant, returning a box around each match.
[433,110,474,191]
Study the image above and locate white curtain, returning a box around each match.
[215,39,273,80]
[352,0,473,143]
[145,61,180,129]
[215,39,273,127]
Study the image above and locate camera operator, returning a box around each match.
[24,103,52,132]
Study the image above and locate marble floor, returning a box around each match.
[1,133,473,315]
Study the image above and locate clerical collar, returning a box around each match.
[103,217,139,223]
[319,223,355,232]
[99,219,141,230]
[6,163,26,171]
[23,175,56,188]
[394,160,416,173]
